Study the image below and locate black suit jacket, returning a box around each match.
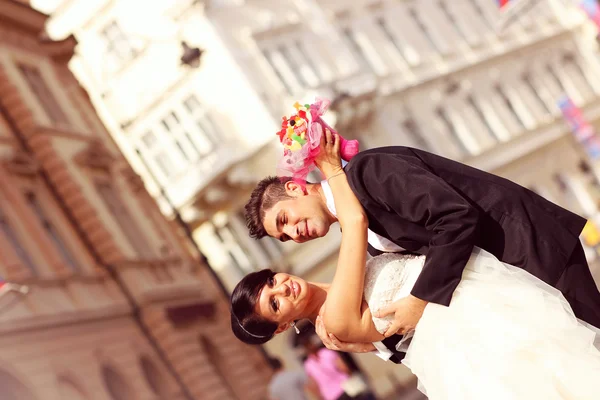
[347,146,586,307]
[351,147,586,362]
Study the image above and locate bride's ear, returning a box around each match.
[275,322,291,334]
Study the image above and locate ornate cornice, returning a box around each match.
[2,149,39,178]
[40,34,77,64]
[74,139,115,174]
[0,0,47,35]
[120,166,145,193]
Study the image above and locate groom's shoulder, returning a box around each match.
[355,146,413,157]
[346,146,416,169]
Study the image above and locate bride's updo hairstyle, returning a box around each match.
[230,269,278,345]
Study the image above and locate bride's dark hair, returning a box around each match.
[230,269,278,345]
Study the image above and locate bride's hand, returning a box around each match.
[315,316,375,353]
[314,126,343,179]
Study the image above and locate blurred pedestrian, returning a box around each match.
[268,356,312,400]
[302,336,375,400]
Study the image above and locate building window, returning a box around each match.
[342,28,379,73]
[295,41,323,83]
[141,131,157,148]
[495,85,527,128]
[402,118,430,151]
[26,192,78,271]
[408,7,441,53]
[261,49,296,95]
[101,366,133,400]
[563,56,595,100]
[18,64,69,125]
[376,17,419,66]
[522,75,552,115]
[144,97,220,178]
[199,335,239,399]
[100,21,139,70]
[466,95,497,140]
[261,40,321,94]
[436,107,471,154]
[139,131,176,178]
[279,44,320,88]
[439,1,468,42]
[154,152,176,178]
[546,64,567,96]
[0,203,37,273]
[161,112,199,161]
[213,213,287,275]
[139,357,168,397]
[182,95,220,148]
[95,182,152,257]
[279,46,310,87]
[234,209,286,268]
[213,224,252,275]
[467,0,493,30]
[552,173,587,214]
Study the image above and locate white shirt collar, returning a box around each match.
[319,179,404,253]
[320,179,338,217]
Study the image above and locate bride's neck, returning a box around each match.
[303,282,329,324]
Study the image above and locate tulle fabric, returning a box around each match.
[276,98,333,183]
[402,247,600,400]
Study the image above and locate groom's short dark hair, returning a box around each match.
[245,176,293,239]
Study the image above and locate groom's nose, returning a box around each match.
[284,224,301,242]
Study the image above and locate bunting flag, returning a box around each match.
[558,95,600,159]
[0,278,10,296]
[0,278,29,296]
[580,0,600,31]
[498,0,512,8]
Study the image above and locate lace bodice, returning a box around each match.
[364,253,426,335]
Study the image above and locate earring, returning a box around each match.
[290,321,300,334]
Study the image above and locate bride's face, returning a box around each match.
[254,272,310,331]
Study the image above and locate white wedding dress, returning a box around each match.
[364,247,600,400]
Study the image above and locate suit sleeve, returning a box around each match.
[347,152,480,306]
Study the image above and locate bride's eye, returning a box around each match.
[268,276,275,287]
[271,298,278,312]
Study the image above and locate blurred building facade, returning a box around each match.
[33,0,600,398]
[0,1,270,399]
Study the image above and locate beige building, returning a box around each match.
[0,1,270,399]
[32,0,600,398]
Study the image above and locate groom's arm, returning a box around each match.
[346,151,479,307]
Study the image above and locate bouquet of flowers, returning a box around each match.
[276,98,359,183]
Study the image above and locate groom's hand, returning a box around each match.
[375,295,428,337]
[315,316,375,353]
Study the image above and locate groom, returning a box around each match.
[244,145,600,355]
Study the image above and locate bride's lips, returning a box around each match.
[292,281,300,298]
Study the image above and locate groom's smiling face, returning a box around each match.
[263,181,334,243]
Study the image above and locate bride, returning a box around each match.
[230,131,600,399]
